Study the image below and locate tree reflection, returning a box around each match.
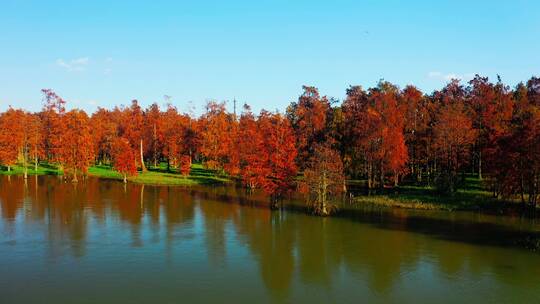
[1,175,540,301]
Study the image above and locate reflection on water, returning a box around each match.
[0,175,540,303]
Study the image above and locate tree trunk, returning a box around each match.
[140,139,147,172]
[72,171,78,183]
[34,156,38,171]
[7,165,10,172]
[367,162,372,189]
[478,151,482,180]
[123,174,127,183]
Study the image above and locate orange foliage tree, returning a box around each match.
[0,108,25,172]
[253,111,298,206]
[57,110,94,182]
[26,113,45,172]
[118,100,147,172]
[341,82,408,188]
[162,104,192,171]
[90,107,118,165]
[432,81,477,193]
[400,85,431,182]
[287,86,331,169]
[199,101,234,171]
[40,89,66,162]
[112,137,138,183]
[144,103,164,167]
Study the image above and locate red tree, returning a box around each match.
[118,100,147,172]
[40,89,66,162]
[162,104,192,172]
[253,111,298,206]
[199,101,234,171]
[288,86,331,169]
[112,137,138,183]
[90,107,118,165]
[57,110,94,182]
[432,98,477,193]
[0,108,25,172]
[237,105,261,188]
[26,113,45,172]
[400,85,430,182]
[144,103,164,167]
[179,155,191,176]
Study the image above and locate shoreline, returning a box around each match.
[1,164,537,216]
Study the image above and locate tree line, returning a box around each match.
[0,75,539,212]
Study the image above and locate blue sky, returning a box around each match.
[0,0,539,114]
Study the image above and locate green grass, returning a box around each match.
[349,176,507,211]
[0,162,230,186]
[90,163,230,186]
[87,165,124,179]
[0,164,61,176]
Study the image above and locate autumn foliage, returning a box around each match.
[302,143,345,215]
[112,137,138,183]
[0,76,540,207]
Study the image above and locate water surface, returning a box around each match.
[1,176,539,303]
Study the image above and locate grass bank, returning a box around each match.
[348,176,512,212]
[0,163,230,186]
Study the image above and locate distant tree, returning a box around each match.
[368,82,408,187]
[495,79,540,206]
[39,89,66,162]
[26,113,45,172]
[144,103,164,167]
[302,143,345,215]
[399,85,430,182]
[237,104,261,188]
[0,108,25,172]
[341,85,370,179]
[119,100,147,172]
[288,86,331,169]
[57,110,94,182]
[162,104,192,171]
[90,107,117,165]
[432,85,477,194]
[112,137,138,183]
[199,101,234,171]
[254,111,298,207]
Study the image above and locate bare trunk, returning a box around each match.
[72,171,78,183]
[7,165,10,172]
[34,156,38,171]
[153,124,158,168]
[140,139,147,172]
[367,162,372,189]
[123,174,127,183]
[478,151,483,180]
[23,150,28,179]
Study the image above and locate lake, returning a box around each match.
[1,175,539,303]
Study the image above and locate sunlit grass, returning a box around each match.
[0,164,61,176]
[349,175,506,211]
[0,162,230,186]
[89,163,230,186]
